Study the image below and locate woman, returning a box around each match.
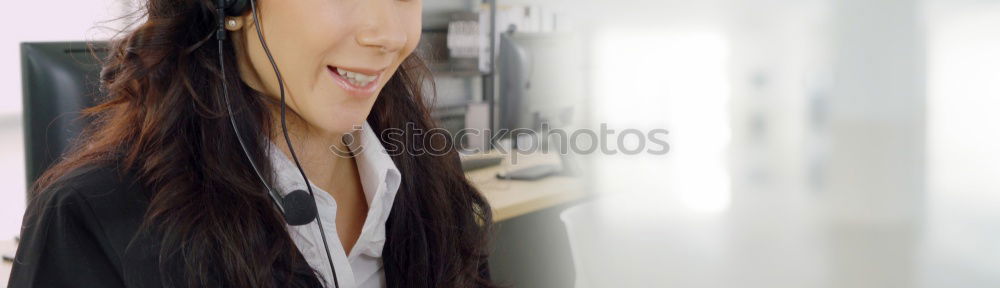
[9,0,494,287]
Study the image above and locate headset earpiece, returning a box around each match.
[222,0,250,17]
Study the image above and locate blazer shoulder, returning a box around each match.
[45,162,147,200]
[44,161,152,237]
[11,162,148,288]
[31,162,153,261]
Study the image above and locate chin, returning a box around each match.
[318,115,368,136]
[297,98,370,134]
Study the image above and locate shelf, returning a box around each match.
[428,61,485,77]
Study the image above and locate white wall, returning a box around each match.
[0,0,128,239]
[820,0,926,224]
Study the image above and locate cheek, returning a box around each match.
[268,5,353,107]
[405,27,422,56]
[403,7,423,55]
[392,20,423,71]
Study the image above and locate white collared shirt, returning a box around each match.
[268,122,401,288]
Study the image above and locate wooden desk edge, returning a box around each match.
[462,152,588,222]
[491,187,587,221]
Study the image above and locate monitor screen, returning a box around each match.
[21,41,108,188]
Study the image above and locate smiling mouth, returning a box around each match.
[327,66,381,96]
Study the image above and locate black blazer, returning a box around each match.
[7,162,493,287]
[7,163,324,287]
[8,165,491,288]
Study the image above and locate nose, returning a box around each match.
[355,0,408,54]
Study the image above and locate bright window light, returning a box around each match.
[591,27,731,214]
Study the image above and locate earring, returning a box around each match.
[225,17,242,31]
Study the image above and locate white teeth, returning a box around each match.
[335,67,377,86]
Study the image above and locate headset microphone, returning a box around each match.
[281,190,319,226]
[215,0,340,287]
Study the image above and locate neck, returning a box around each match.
[266,104,355,188]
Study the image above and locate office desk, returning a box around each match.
[463,151,586,221]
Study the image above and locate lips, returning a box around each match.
[327,65,381,97]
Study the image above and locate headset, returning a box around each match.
[214,0,340,287]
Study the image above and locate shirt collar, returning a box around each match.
[349,121,401,205]
[267,121,401,207]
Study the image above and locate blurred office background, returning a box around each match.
[0,0,132,243]
[3,0,999,287]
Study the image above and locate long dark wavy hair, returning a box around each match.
[29,0,495,287]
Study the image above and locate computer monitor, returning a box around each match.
[497,31,583,144]
[495,32,584,178]
[21,41,108,188]
[498,31,532,132]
